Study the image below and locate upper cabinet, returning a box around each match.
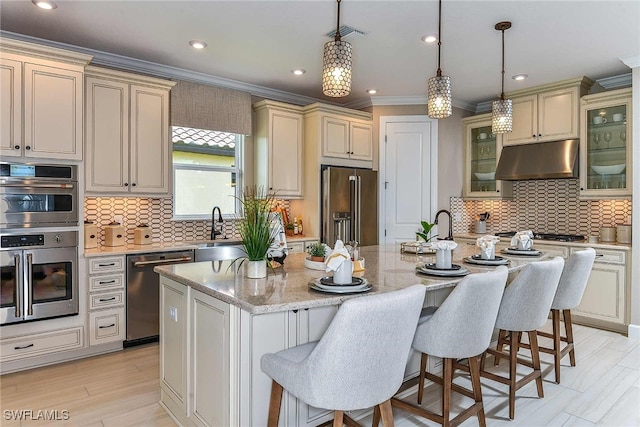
[462,113,512,199]
[321,114,373,161]
[579,88,632,199]
[0,39,91,160]
[253,100,304,199]
[503,77,594,146]
[85,66,175,195]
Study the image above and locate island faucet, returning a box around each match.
[211,206,224,240]
[434,209,454,240]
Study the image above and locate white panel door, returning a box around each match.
[321,115,349,158]
[382,118,436,244]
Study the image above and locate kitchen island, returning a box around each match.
[154,244,545,427]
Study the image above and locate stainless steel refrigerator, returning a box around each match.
[321,165,378,247]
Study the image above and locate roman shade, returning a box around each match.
[170,80,252,135]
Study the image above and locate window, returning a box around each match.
[172,127,243,219]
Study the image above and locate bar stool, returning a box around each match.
[388,267,509,427]
[482,257,565,420]
[531,248,596,383]
[261,285,426,427]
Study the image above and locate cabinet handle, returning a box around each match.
[595,254,604,257]
[99,297,117,302]
[124,183,129,187]
[14,343,34,350]
[25,145,31,150]
[99,323,116,329]
[132,183,136,187]
[89,234,96,238]
[538,134,542,137]
[532,134,536,138]
[98,279,116,284]
[116,234,122,238]
[98,263,116,267]
[496,189,500,193]
[580,187,584,191]
[14,145,20,150]
[292,309,298,313]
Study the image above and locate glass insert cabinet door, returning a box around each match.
[580,88,631,198]
[469,126,497,193]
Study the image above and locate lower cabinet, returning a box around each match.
[86,255,126,346]
[0,327,84,362]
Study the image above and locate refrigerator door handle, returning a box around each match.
[349,175,357,244]
[13,254,21,318]
[355,175,362,244]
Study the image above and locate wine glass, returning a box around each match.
[593,133,600,148]
[620,130,627,142]
[603,131,612,148]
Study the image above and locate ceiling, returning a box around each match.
[1,0,639,110]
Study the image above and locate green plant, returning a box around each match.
[307,241,326,258]
[284,223,294,230]
[236,186,279,261]
[416,220,435,242]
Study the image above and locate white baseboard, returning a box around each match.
[628,324,640,339]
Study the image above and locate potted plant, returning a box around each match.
[284,222,294,237]
[416,220,435,242]
[307,241,326,262]
[236,186,279,278]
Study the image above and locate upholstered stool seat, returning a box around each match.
[388,267,509,427]
[482,257,565,420]
[261,285,426,427]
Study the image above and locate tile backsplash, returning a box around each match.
[451,179,632,237]
[84,197,291,245]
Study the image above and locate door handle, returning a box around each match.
[26,253,33,316]
[14,254,21,318]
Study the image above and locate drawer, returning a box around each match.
[571,247,625,265]
[537,244,570,258]
[89,273,125,292]
[0,327,84,362]
[89,290,125,310]
[287,242,305,253]
[89,308,125,346]
[88,256,125,274]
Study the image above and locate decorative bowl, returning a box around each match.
[591,164,626,175]
[474,172,495,181]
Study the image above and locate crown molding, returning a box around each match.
[475,101,493,114]
[362,95,475,112]
[621,55,640,69]
[0,30,324,107]
[596,73,632,89]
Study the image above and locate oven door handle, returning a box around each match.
[26,253,33,316]
[0,183,75,189]
[14,254,21,318]
[132,257,193,267]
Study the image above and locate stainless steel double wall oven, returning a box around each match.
[1,162,79,326]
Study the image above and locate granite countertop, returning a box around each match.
[83,235,319,257]
[154,243,547,315]
[455,233,631,251]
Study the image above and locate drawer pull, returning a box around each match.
[595,254,604,257]
[98,263,116,267]
[14,343,34,350]
[98,280,116,284]
[99,323,116,329]
[99,297,117,302]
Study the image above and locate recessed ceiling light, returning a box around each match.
[512,74,528,81]
[189,40,207,49]
[367,89,378,95]
[32,1,57,10]
[292,69,306,76]
[421,34,438,43]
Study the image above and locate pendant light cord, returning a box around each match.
[436,0,442,77]
[500,27,505,100]
[335,0,342,42]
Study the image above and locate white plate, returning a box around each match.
[463,255,509,266]
[313,278,369,291]
[309,283,372,294]
[415,266,469,277]
[502,248,542,256]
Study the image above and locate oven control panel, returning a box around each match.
[1,234,45,248]
[0,231,77,250]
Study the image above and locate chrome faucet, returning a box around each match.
[211,206,224,240]
[434,209,454,240]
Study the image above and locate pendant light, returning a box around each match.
[492,21,513,133]
[427,0,452,119]
[322,0,352,97]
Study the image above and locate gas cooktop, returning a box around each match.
[495,231,585,242]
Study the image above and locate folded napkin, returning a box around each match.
[325,240,350,272]
[511,230,533,249]
[431,240,458,251]
[476,235,500,249]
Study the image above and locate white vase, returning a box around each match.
[246,260,267,278]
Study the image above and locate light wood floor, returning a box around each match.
[1,321,638,426]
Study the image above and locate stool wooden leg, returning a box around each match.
[528,330,544,398]
[417,353,427,404]
[379,399,395,427]
[267,380,283,427]
[372,405,381,427]
[442,358,453,427]
[494,329,507,366]
[552,309,562,383]
[333,410,344,426]
[468,355,486,427]
[508,331,518,420]
[564,309,576,366]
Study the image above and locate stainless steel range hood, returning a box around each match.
[495,139,579,180]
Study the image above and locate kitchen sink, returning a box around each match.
[194,243,246,262]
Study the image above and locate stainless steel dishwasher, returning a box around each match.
[125,250,194,346]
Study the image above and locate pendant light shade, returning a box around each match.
[322,0,352,97]
[427,0,452,119]
[492,21,513,134]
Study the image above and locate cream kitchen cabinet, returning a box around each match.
[462,113,512,199]
[503,77,593,146]
[578,88,632,199]
[253,100,304,198]
[0,39,91,160]
[85,66,175,195]
[87,255,126,346]
[321,114,373,161]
